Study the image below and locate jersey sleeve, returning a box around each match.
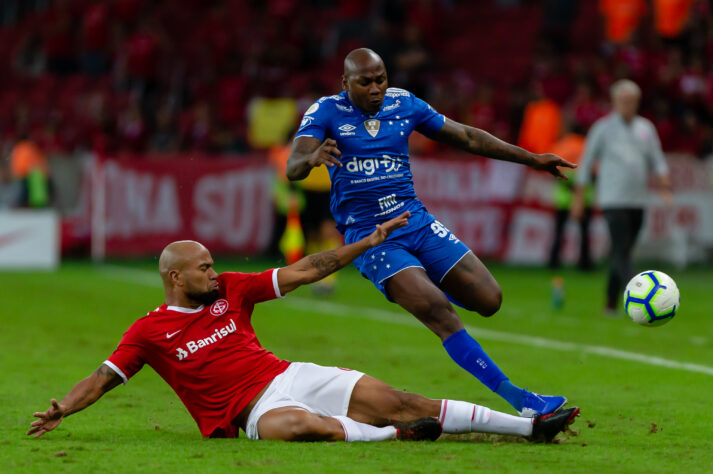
[220,269,283,306]
[295,100,329,141]
[104,321,148,384]
[412,95,446,136]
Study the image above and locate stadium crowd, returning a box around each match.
[1,0,712,210]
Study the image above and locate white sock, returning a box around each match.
[439,400,533,437]
[333,416,397,442]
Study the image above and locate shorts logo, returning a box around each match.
[364,119,380,138]
[210,299,229,316]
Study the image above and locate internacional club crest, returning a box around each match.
[210,298,229,317]
[364,119,380,137]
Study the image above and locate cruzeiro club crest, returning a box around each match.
[364,119,380,138]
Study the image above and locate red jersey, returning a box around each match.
[105,269,290,438]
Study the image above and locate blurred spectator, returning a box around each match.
[216,60,247,126]
[247,97,297,149]
[654,0,694,39]
[564,81,606,130]
[81,0,112,76]
[149,103,179,152]
[0,0,711,161]
[0,164,20,209]
[392,24,432,98]
[13,32,45,76]
[119,16,165,113]
[599,0,646,44]
[9,132,51,208]
[42,0,77,75]
[299,154,339,295]
[572,80,671,314]
[468,82,496,131]
[180,100,214,152]
[116,96,146,153]
[548,124,593,270]
[518,82,562,154]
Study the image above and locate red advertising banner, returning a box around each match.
[64,152,711,265]
[412,153,713,265]
[412,156,527,259]
[92,155,274,256]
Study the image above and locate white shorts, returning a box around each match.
[245,362,364,440]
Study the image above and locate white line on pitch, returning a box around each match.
[97,264,713,377]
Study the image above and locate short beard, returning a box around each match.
[185,289,220,306]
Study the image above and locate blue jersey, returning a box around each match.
[295,88,445,233]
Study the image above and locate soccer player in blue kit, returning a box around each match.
[287,49,576,418]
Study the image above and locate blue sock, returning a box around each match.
[442,329,525,411]
[494,380,526,411]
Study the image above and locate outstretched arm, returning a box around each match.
[277,211,410,294]
[27,363,123,438]
[286,136,343,181]
[431,118,575,179]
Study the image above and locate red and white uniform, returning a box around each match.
[104,269,289,438]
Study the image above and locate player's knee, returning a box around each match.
[478,286,502,317]
[423,295,453,321]
[424,299,463,336]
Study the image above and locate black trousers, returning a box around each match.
[603,208,644,308]
[549,208,593,269]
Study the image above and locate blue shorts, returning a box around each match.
[347,210,470,301]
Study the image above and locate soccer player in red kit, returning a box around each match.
[28,211,578,443]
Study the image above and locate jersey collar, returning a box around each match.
[165,304,205,313]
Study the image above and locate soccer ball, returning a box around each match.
[624,270,680,327]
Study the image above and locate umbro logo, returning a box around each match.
[338,123,356,136]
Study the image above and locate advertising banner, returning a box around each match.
[91,156,274,257]
[0,210,59,269]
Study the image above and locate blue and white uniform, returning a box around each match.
[295,88,470,298]
[296,88,569,416]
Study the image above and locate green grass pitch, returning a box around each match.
[1,259,712,473]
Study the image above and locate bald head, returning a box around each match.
[344,48,385,78]
[342,48,388,114]
[159,240,219,307]
[159,240,209,282]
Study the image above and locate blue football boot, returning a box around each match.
[518,392,568,418]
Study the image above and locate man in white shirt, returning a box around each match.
[572,79,672,313]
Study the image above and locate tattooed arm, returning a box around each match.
[276,211,410,294]
[27,364,123,438]
[431,118,575,179]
